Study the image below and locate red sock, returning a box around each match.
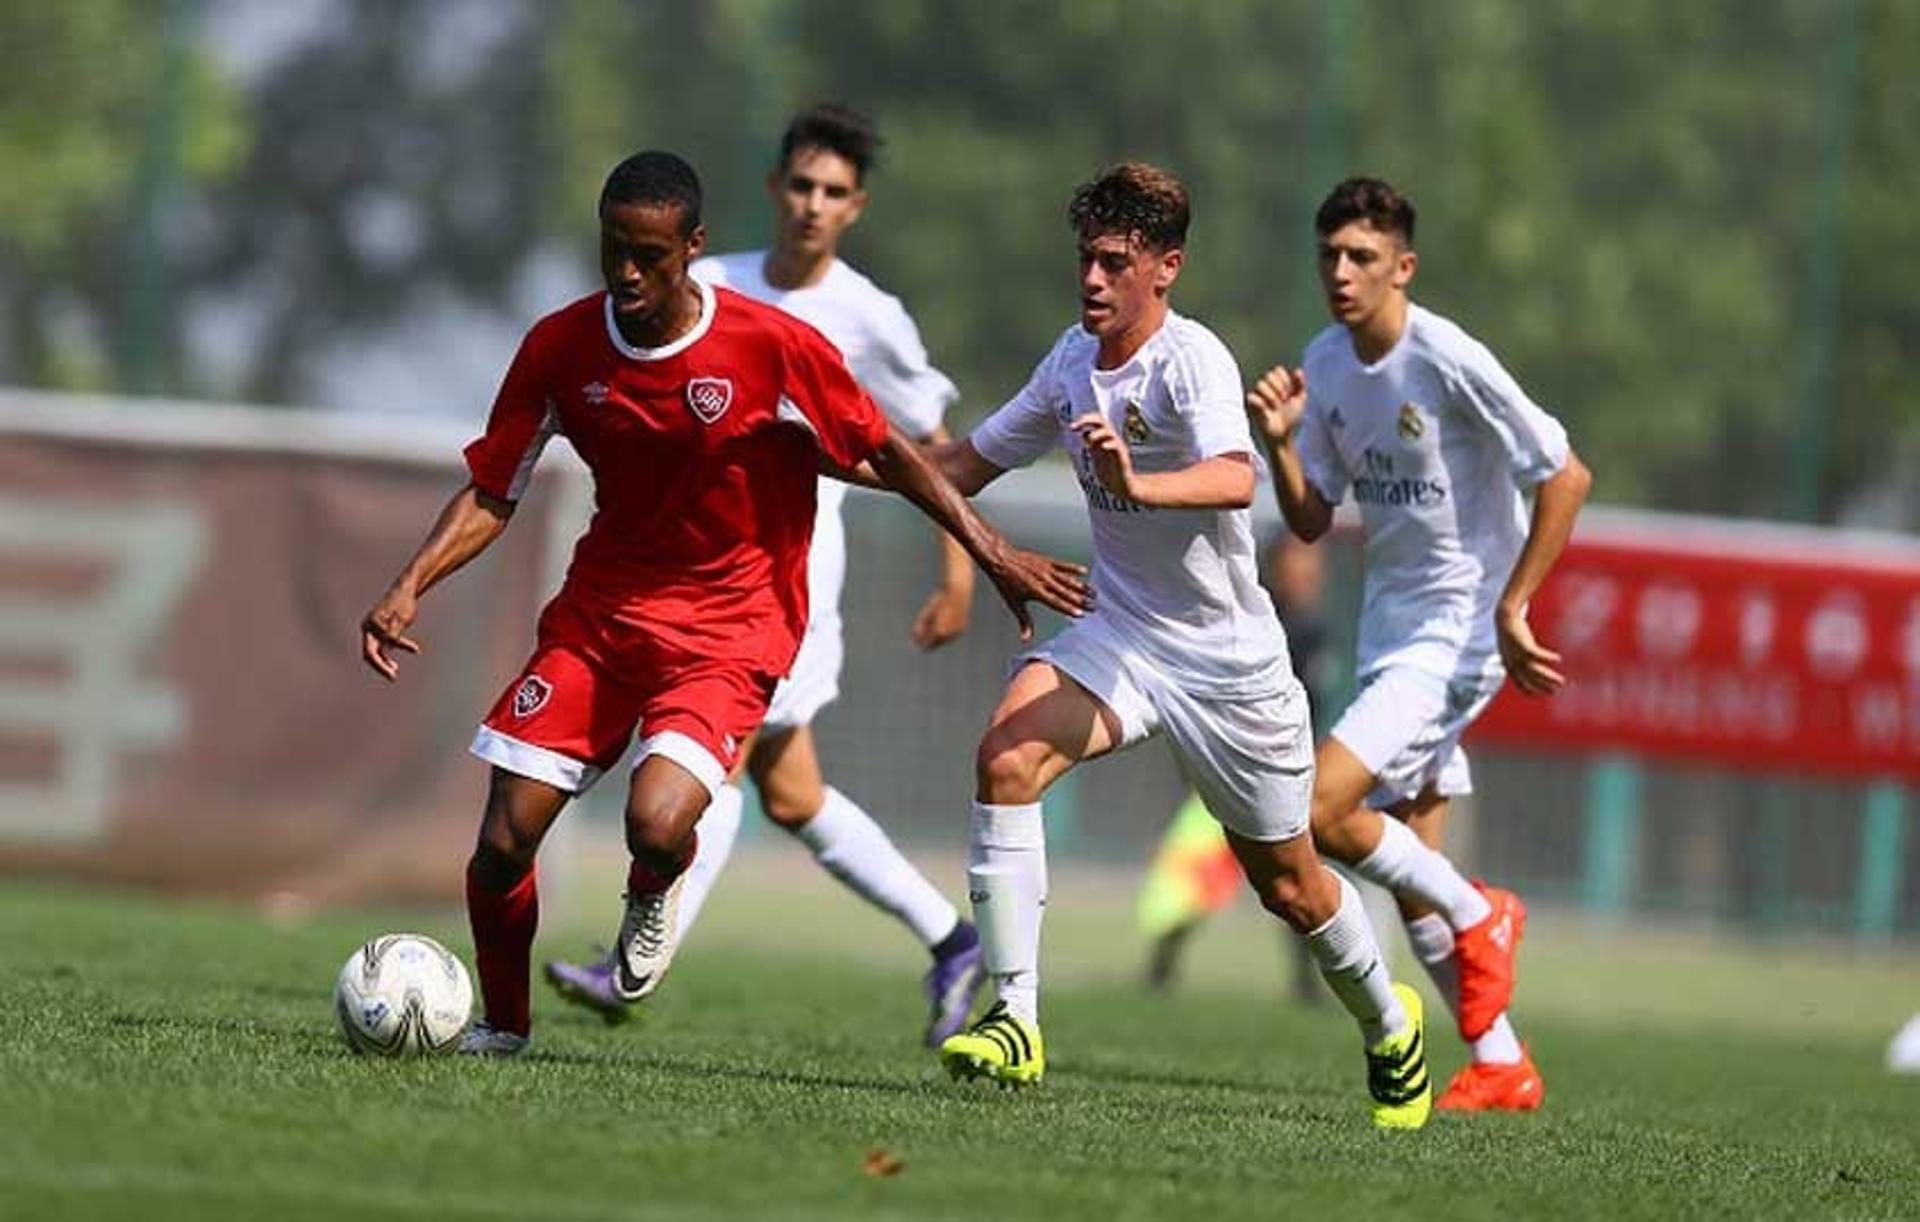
[466,862,538,1036]
[626,832,697,896]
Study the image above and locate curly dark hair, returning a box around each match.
[1067,162,1189,253]
[1314,177,1416,246]
[778,103,883,183]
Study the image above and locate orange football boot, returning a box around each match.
[1452,882,1525,1040]
[1436,1049,1544,1112]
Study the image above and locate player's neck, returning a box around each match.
[1347,295,1409,365]
[1095,301,1170,370]
[763,245,835,291]
[615,281,705,350]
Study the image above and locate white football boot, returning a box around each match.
[610,872,687,1002]
[456,1021,530,1058]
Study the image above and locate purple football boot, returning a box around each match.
[923,921,986,1047]
[543,952,634,1026]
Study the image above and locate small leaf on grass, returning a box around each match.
[861,1147,904,1177]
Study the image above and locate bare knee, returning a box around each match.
[1310,795,1374,865]
[623,787,703,872]
[473,776,555,882]
[1253,870,1318,933]
[974,727,1047,805]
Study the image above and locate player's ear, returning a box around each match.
[1155,246,1184,293]
[1393,246,1418,289]
[685,222,707,261]
[845,187,870,228]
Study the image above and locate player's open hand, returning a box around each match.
[360,587,423,681]
[1245,366,1308,446]
[910,580,972,651]
[1496,605,1565,696]
[1070,412,1140,502]
[982,544,1092,642]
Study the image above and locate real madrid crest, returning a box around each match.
[1396,402,1425,443]
[1123,400,1150,445]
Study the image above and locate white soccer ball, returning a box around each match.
[333,933,474,1057]
[1888,1014,1920,1075]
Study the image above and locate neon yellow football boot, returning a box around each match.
[1366,983,1433,1129]
[940,1001,1045,1088]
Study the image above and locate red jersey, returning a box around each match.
[464,282,890,677]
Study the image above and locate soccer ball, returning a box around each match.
[333,933,473,1057]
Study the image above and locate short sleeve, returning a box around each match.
[970,335,1070,471]
[778,320,891,469]
[1167,330,1255,461]
[1295,393,1349,506]
[464,325,560,502]
[1446,339,1570,488]
[859,293,959,439]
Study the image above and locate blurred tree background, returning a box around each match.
[0,0,1913,526]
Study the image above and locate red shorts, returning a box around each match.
[470,602,778,796]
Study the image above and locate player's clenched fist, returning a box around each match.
[1245,366,1308,446]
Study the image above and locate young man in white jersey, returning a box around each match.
[545,105,988,1047]
[1247,177,1592,1111]
[927,163,1433,1129]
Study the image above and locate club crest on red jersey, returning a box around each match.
[686,377,734,424]
[511,674,552,718]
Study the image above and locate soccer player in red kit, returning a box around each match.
[359,151,1090,1056]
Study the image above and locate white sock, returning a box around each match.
[1405,912,1523,1065]
[1304,873,1406,1046]
[968,801,1046,1024]
[795,787,960,947]
[1353,816,1492,930]
[674,782,745,939]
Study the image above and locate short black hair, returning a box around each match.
[599,150,703,235]
[778,104,882,183]
[1315,177,1416,246]
[1067,162,1190,253]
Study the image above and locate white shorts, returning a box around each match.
[762,616,844,731]
[763,484,850,732]
[1331,666,1502,810]
[1020,617,1314,842]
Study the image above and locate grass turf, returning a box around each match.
[2,870,1916,1221]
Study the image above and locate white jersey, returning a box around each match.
[693,250,958,637]
[973,313,1291,698]
[1298,302,1570,684]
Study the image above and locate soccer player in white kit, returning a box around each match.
[929,163,1433,1129]
[545,106,988,1047]
[1247,177,1592,1111]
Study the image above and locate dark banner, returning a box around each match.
[0,417,567,901]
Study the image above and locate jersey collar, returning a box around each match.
[603,277,716,362]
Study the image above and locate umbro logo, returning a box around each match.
[1488,913,1513,953]
[582,381,610,405]
[1328,406,1346,430]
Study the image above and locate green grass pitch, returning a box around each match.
[2,863,1916,1221]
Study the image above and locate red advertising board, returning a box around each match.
[1471,512,1920,781]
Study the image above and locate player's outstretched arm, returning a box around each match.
[1495,449,1593,697]
[867,425,1090,642]
[360,484,515,681]
[1246,366,1334,541]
